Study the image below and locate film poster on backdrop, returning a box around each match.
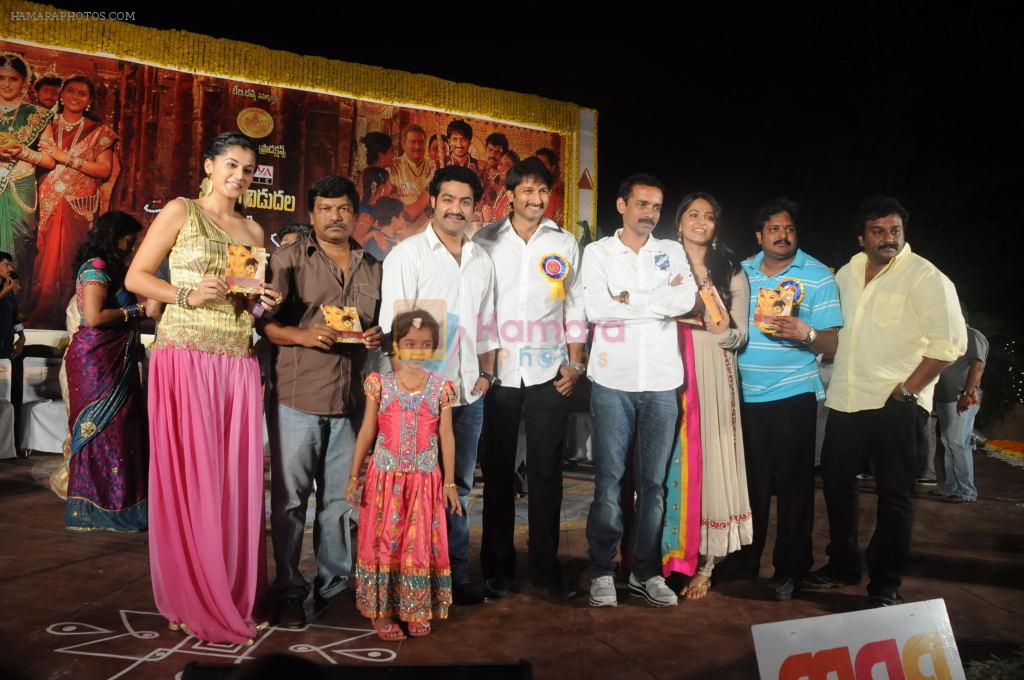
[0,39,569,329]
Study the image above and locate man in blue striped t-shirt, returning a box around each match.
[730,199,844,601]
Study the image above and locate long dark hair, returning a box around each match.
[203,130,258,162]
[73,211,143,287]
[362,132,392,166]
[361,167,389,206]
[675,192,741,314]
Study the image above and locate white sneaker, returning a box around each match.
[628,573,678,607]
[589,575,618,607]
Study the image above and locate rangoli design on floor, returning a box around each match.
[47,609,397,679]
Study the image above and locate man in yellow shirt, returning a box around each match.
[804,196,966,607]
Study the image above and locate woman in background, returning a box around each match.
[64,211,148,531]
[28,74,116,325]
[0,52,55,296]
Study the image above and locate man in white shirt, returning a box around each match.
[582,174,698,608]
[379,165,498,605]
[474,157,587,598]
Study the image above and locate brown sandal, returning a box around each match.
[374,622,406,641]
[408,621,431,637]
[683,575,711,601]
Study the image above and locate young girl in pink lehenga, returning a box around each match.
[346,309,460,640]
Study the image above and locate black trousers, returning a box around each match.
[736,392,817,580]
[480,379,568,584]
[821,398,919,592]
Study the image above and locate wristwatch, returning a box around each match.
[899,383,919,404]
[480,371,500,387]
[801,327,817,346]
[566,360,587,375]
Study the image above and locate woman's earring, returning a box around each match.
[198,175,212,198]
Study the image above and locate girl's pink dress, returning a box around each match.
[355,371,455,623]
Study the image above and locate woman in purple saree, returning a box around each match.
[64,211,148,532]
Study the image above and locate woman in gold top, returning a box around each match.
[126,132,280,645]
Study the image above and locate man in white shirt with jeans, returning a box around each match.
[474,157,587,598]
[379,165,498,605]
[582,174,698,607]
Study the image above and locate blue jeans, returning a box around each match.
[936,401,979,500]
[448,396,485,584]
[268,402,357,601]
[587,383,679,581]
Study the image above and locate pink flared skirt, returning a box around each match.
[355,460,452,623]
[147,347,266,644]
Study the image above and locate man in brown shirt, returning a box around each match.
[262,175,382,627]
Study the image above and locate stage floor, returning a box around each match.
[1,451,1022,679]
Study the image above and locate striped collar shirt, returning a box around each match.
[739,249,844,403]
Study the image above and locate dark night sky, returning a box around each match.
[49,1,1023,327]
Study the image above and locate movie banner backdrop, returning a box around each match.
[0,36,594,329]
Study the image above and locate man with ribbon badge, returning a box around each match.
[473,156,586,598]
[724,198,843,601]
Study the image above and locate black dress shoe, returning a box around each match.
[709,557,758,583]
[802,567,860,589]
[541,580,569,600]
[529,575,567,599]
[763,576,797,601]
[483,576,512,599]
[275,597,306,629]
[312,593,333,617]
[452,581,485,605]
[868,588,904,607]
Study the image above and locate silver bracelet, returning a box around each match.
[175,285,195,310]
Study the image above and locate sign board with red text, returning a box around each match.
[751,599,965,680]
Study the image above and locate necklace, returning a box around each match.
[57,114,85,156]
[396,371,428,393]
[405,155,427,178]
[0,102,17,127]
[57,113,83,134]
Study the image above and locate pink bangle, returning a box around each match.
[249,301,265,318]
